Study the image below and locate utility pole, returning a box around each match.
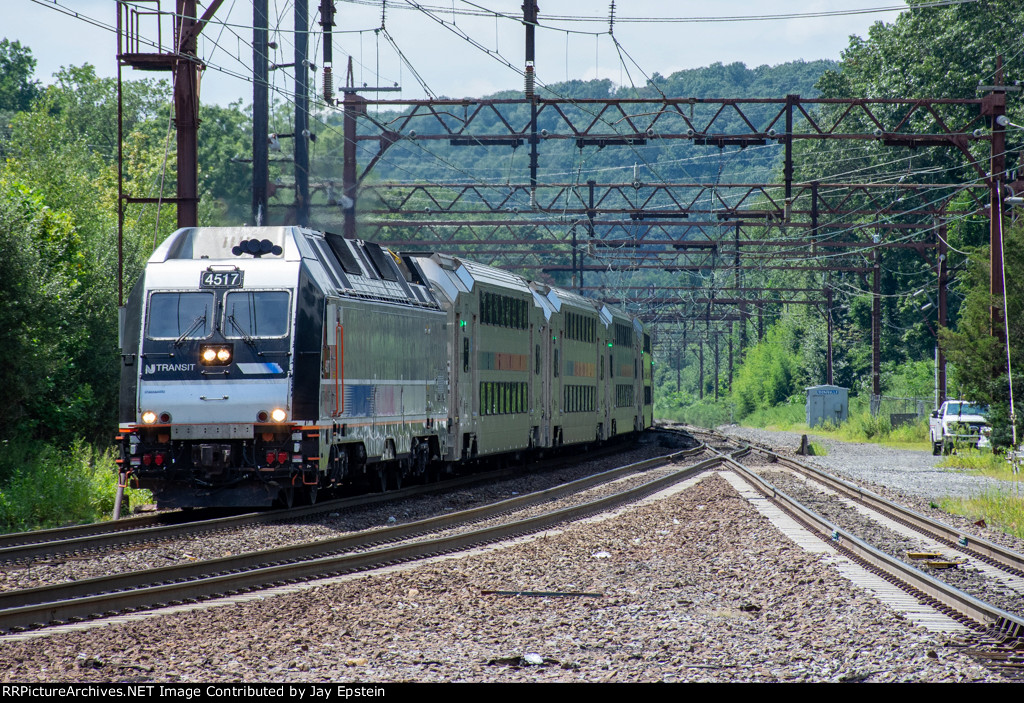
[174,0,201,229]
[734,222,745,350]
[342,59,365,238]
[252,0,269,225]
[728,321,733,392]
[825,285,834,385]
[783,94,796,206]
[983,57,1008,344]
[682,325,688,393]
[294,0,310,227]
[872,236,882,398]
[675,345,681,393]
[937,220,949,404]
[524,0,539,208]
[698,336,704,400]
[713,332,720,401]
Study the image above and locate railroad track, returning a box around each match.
[717,443,1024,676]
[0,441,714,634]
[22,425,1017,673]
[656,423,1024,673]
[0,440,649,566]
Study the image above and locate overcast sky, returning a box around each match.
[9,1,912,107]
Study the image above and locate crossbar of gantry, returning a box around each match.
[358,182,987,219]
[356,96,987,148]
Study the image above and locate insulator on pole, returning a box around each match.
[323,65,334,104]
[525,62,535,100]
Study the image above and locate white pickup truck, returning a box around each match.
[930,400,990,455]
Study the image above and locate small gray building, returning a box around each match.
[806,385,849,428]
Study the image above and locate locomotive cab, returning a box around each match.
[118,226,447,509]
[119,227,309,507]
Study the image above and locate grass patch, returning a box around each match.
[738,402,805,431]
[938,450,1024,481]
[734,404,931,451]
[807,441,828,456]
[939,489,1024,540]
[820,413,929,449]
[0,440,151,534]
[659,396,932,451]
[656,398,735,429]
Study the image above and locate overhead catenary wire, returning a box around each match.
[33,1,1014,332]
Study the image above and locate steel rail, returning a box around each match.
[0,513,180,550]
[1,445,703,609]
[0,446,712,633]
[0,442,633,563]
[757,448,1024,576]
[723,452,1024,638]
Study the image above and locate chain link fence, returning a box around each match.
[867,394,931,426]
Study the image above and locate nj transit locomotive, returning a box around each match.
[118,226,653,508]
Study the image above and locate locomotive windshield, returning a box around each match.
[147,292,213,339]
[224,290,291,338]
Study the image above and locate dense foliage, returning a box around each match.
[939,222,1023,449]
[0,52,248,529]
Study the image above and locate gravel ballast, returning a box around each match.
[718,424,1024,555]
[718,425,1004,501]
[0,461,1000,682]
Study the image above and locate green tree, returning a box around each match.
[939,222,1023,449]
[781,0,1024,409]
[0,39,40,111]
[732,324,798,417]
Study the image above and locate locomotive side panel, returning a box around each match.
[291,264,326,421]
[320,297,447,463]
[118,274,146,425]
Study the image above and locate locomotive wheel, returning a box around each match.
[412,442,430,482]
[279,486,295,509]
[329,445,348,484]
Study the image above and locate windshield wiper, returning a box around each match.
[174,314,206,347]
[228,313,258,349]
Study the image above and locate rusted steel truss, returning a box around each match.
[331,96,990,349]
[357,96,989,179]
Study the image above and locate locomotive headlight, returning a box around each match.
[141,410,158,424]
[199,344,233,366]
[271,408,287,423]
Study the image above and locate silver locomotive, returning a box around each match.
[118,226,652,508]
